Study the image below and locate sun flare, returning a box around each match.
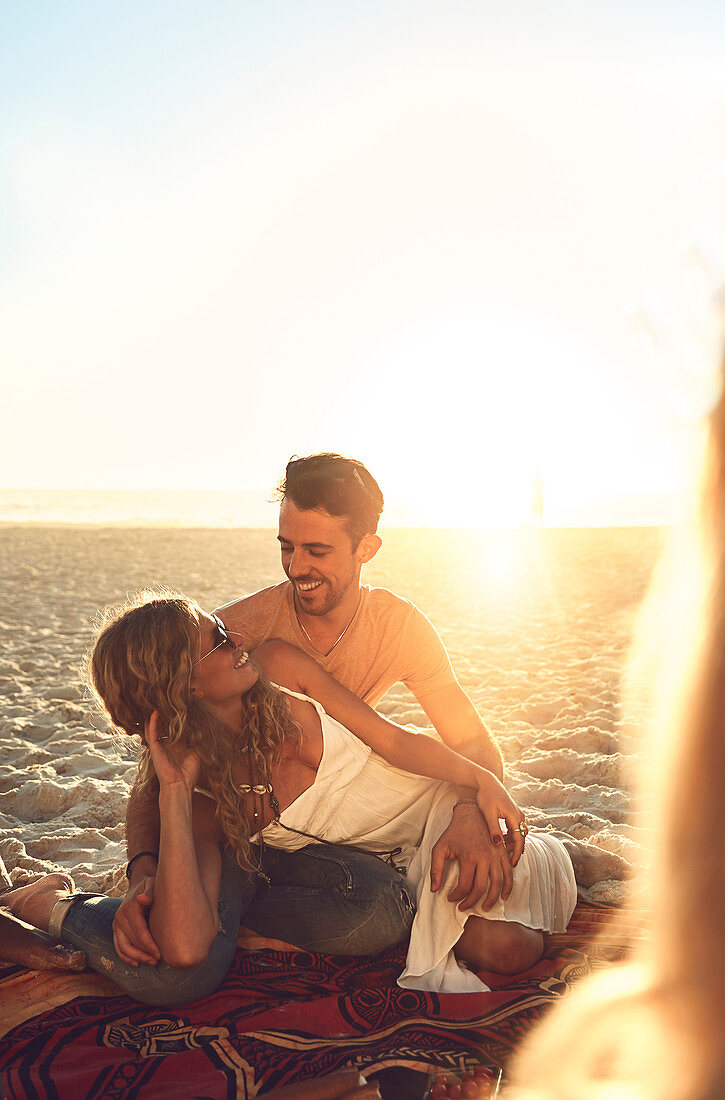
[348,309,686,530]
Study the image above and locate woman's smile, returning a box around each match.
[192,612,259,706]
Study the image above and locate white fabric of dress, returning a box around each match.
[260,687,577,993]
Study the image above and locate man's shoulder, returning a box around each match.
[352,586,453,693]
[361,585,430,627]
[363,584,415,613]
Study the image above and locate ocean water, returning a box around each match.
[0,488,677,528]
[0,489,278,527]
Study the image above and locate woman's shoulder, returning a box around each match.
[283,691,324,769]
[253,639,307,689]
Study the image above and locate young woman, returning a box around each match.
[506,361,725,1100]
[3,593,576,1006]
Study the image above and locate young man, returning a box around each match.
[116,454,529,971]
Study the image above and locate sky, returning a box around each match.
[3,0,725,526]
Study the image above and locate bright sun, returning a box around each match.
[345,308,684,529]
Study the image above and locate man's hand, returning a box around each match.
[113,872,161,967]
[430,803,513,911]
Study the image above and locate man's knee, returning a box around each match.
[332,874,416,954]
[245,845,416,955]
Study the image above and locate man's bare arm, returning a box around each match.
[417,683,504,780]
[415,682,517,910]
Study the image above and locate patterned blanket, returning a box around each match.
[0,900,632,1099]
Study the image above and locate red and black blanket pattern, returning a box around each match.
[0,901,632,1099]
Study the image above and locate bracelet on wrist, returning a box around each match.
[452,798,480,812]
[125,851,158,880]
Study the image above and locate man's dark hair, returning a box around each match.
[276,453,384,548]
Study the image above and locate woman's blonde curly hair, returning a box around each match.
[87,588,299,875]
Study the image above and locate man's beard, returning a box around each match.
[291,572,356,616]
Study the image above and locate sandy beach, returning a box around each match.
[0,523,663,907]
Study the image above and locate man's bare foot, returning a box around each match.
[2,872,75,929]
[0,910,86,971]
[561,838,632,888]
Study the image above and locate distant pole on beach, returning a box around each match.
[530,471,544,527]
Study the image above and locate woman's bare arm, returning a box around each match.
[253,640,525,859]
[144,714,222,968]
[114,780,163,966]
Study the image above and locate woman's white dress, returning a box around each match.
[259,688,577,993]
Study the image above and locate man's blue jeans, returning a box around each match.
[60,845,416,1006]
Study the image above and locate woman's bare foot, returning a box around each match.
[2,872,75,930]
[0,910,86,971]
[1,874,85,971]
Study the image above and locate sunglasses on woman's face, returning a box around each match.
[192,613,237,668]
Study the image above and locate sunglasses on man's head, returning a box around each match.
[286,457,367,493]
[192,613,237,668]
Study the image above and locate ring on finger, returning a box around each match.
[516,821,529,837]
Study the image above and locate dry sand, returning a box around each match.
[0,524,663,907]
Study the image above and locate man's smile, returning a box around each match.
[296,579,324,593]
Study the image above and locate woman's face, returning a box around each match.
[189,610,259,712]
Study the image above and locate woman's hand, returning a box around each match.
[145,711,201,793]
[475,770,527,868]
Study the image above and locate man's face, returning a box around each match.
[278,499,362,616]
